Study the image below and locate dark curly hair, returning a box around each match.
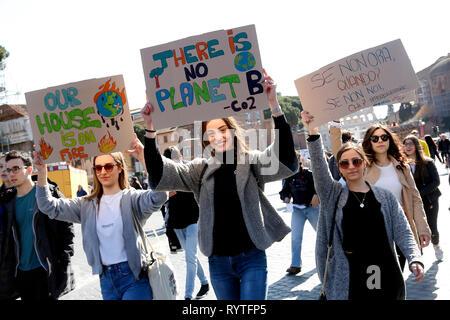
[362,124,407,168]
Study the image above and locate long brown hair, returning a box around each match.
[201,117,249,157]
[85,152,130,200]
[362,124,407,168]
[403,134,430,180]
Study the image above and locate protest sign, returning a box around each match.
[141,24,268,130]
[294,39,420,127]
[25,75,135,163]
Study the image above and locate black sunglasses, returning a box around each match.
[339,158,363,169]
[370,134,389,143]
[94,163,118,174]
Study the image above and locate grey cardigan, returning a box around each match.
[308,136,423,300]
[36,185,167,279]
[153,138,298,257]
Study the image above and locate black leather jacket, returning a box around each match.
[0,179,75,299]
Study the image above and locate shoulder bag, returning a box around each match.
[132,213,178,300]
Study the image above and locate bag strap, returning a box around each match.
[320,189,342,296]
[131,210,157,255]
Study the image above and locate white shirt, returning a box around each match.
[96,191,128,266]
[374,162,403,203]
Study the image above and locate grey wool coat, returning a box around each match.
[308,136,423,300]
[152,137,299,257]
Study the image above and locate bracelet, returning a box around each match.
[271,106,283,114]
[145,129,156,133]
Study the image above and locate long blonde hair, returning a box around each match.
[85,152,130,200]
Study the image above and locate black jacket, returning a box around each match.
[438,139,450,153]
[279,168,316,206]
[0,179,75,299]
[412,160,441,206]
[166,191,199,229]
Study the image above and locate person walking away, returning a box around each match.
[403,135,443,261]
[141,72,298,300]
[34,135,168,300]
[424,135,443,163]
[279,154,319,275]
[301,110,424,300]
[163,146,210,300]
[2,150,75,300]
[130,176,143,189]
[438,134,450,168]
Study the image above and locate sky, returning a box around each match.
[1,0,449,119]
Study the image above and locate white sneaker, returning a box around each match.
[434,246,444,261]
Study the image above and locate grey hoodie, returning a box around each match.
[36,185,167,280]
[308,135,423,300]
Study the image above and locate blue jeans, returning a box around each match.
[290,206,319,268]
[99,261,152,300]
[174,223,209,299]
[208,248,267,300]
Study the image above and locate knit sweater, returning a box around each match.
[308,135,423,300]
[144,115,299,257]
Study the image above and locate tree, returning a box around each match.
[133,123,146,144]
[0,45,9,62]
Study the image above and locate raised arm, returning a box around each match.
[252,72,298,182]
[33,151,82,223]
[301,111,340,199]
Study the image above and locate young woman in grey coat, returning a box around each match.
[301,111,424,300]
[140,73,298,300]
[33,136,167,300]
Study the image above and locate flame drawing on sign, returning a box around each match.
[39,138,53,160]
[98,131,117,153]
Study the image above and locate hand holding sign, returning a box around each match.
[295,39,419,127]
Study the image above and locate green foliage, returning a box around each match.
[0,45,9,62]
[260,95,304,130]
[278,95,303,130]
[133,123,146,144]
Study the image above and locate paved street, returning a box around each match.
[61,160,450,300]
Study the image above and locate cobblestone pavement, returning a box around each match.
[62,160,450,300]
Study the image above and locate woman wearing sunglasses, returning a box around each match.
[32,135,168,300]
[330,122,431,271]
[403,135,443,261]
[141,73,298,300]
[302,111,424,300]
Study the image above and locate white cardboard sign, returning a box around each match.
[25,75,134,163]
[141,24,268,130]
[294,39,420,127]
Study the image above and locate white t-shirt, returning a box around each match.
[96,191,128,266]
[374,162,403,203]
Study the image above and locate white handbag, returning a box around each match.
[132,213,178,300]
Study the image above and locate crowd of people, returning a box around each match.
[0,73,448,301]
